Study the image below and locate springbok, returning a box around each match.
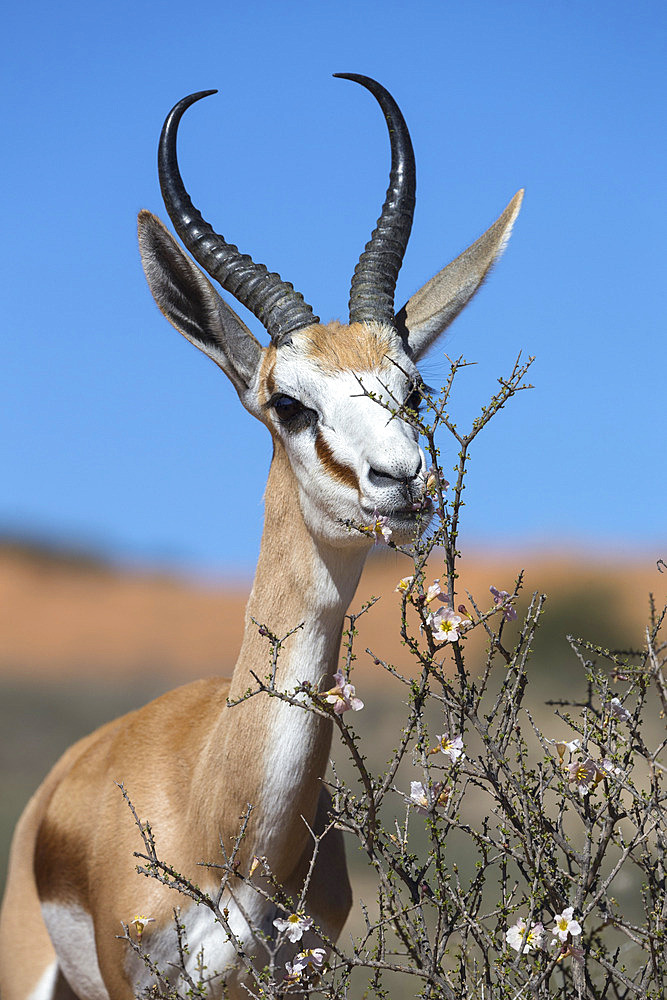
[0,74,522,999]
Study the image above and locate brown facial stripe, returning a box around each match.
[315,432,359,492]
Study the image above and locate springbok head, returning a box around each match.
[138,74,522,546]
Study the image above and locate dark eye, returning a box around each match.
[404,384,423,413]
[272,394,305,423]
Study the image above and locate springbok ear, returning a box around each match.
[396,190,524,361]
[137,210,262,396]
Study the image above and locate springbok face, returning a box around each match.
[258,320,428,545]
[138,74,523,548]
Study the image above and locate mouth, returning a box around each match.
[363,497,434,524]
[392,497,433,520]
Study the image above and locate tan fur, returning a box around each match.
[259,343,278,402]
[298,321,395,374]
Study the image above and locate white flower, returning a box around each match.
[395,575,414,594]
[285,947,326,979]
[363,509,392,544]
[428,607,463,643]
[130,914,155,943]
[410,781,430,812]
[425,579,446,605]
[433,733,465,763]
[505,918,544,953]
[273,912,313,943]
[409,780,448,813]
[551,906,582,944]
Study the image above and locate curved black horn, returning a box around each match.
[334,74,416,327]
[158,90,320,343]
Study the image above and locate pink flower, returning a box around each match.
[490,585,517,622]
[325,670,364,715]
[425,465,449,497]
[568,757,599,797]
[425,579,447,605]
[556,942,585,963]
[409,781,430,812]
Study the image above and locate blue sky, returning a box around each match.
[2,1,665,575]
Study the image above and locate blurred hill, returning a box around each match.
[0,538,664,682]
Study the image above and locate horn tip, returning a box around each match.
[181,89,218,106]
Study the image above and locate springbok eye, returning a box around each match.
[404,384,423,413]
[272,394,305,423]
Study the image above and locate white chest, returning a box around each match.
[43,894,278,1000]
[129,891,278,999]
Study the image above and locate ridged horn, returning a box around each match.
[158,90,320,344]
[335,74,416,327]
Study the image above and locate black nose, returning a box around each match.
[368,458,422,488]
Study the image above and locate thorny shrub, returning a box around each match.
[120,357,666,999]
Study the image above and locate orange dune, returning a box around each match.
[0,543,663,683]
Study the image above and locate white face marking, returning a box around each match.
[40,904,109,1000]
[266,328,429,545]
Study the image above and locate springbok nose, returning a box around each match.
[367,455,423,489]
